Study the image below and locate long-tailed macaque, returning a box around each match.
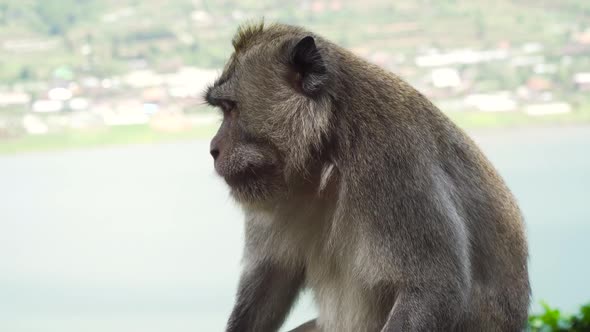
[206,22,530,332]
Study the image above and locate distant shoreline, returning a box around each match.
[1,115,589,155]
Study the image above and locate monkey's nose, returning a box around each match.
[210,147,220,160]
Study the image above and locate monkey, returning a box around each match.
[205,22,530,332]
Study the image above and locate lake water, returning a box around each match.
[0,126,589,331]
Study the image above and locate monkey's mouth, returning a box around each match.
[222,165,275,188]
[219,164,284,203]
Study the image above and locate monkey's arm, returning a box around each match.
[378,201,469,332]
[380,282,466,332]
[368,167,470,332]
[225,260,304,332]
[379,220,469,332]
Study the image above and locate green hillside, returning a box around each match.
[0,0,588,82]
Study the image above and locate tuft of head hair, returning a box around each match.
[232,20,265,52]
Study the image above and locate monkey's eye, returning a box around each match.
[219,99,236,113]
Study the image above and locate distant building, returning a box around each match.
[415,48,508,68]
[48,87,73,101]
[142,87,168,104]
[368,51,391,67]
[69,98,90,111]
[533,63,558,74]
[430,68,462,89]
[32,100,63,113]
[2,39,59,52]
[573,29,590,45]
[524,102,572,116]
[526,77,553,92]
[521,42,543,54]
[123,70,164,88]
[190,10,212,25]
[573,72,590,91]
[22,114,49,134]
[311,1,326,13]
[510,55,544,67]
[0,91,31,107]
[165,67,218,99]
[91,99,149,126]
[560,43,590,56]
[463,92,517,112]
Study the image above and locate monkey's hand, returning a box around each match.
[379,282,467,332]
[225,261,304,332]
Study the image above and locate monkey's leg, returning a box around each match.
[288,319,321,332]
[225,262,304,332]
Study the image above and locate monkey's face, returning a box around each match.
[207,96,285,203]
[205,27,332,204]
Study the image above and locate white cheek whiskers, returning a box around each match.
[318,162,335,194]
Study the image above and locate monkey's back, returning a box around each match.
[390,101,530,330]
[333,51,530,330]
[433,114,530,330]
[394,83,530,330]
[428,114,530,331]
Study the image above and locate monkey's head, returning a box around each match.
[205,23,335,205]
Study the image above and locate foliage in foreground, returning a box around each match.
[528,302,590,332]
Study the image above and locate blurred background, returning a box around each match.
[0,0,589,331]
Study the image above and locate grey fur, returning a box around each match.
[206,22,530,332]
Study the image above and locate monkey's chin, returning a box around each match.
[229,185,273,205]
[223,171,284,206]
[227,180,282,207]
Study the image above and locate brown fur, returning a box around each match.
[206,21,530,332]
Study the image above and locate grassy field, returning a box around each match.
[2,107,590,155]
[448,107,590,129]
[0,124,217,155]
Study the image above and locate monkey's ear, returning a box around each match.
[289,36,327,95]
